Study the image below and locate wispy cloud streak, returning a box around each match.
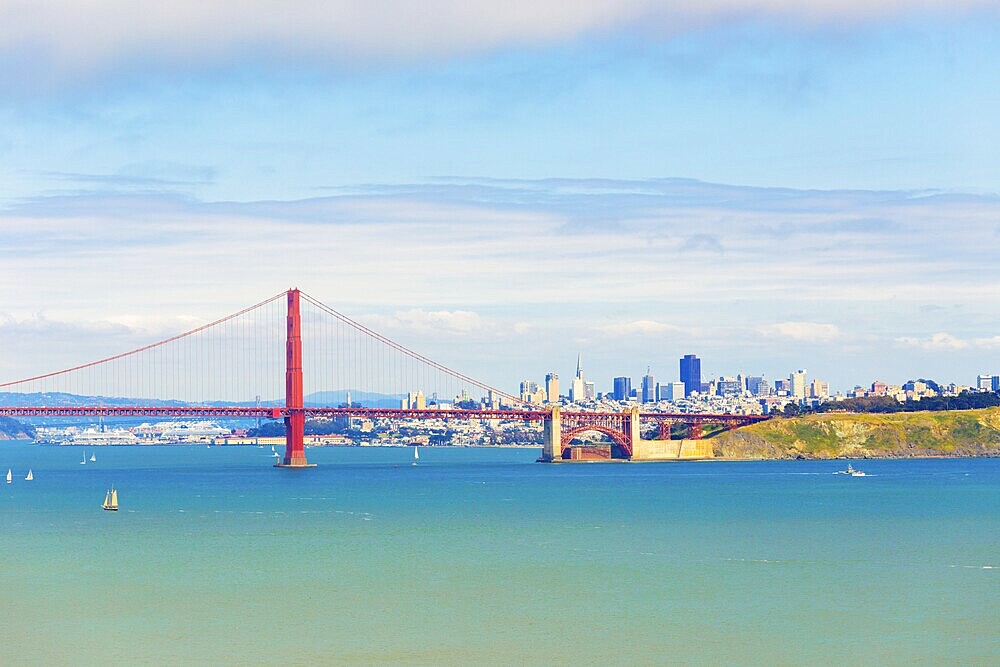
[0,177,996,389]
[1,1,996,86]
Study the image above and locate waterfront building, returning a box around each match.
[680,354,701,397]
[612,376,632,401]
[545,373,559,403]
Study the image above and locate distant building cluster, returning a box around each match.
[515,354,999,416]
[977,374,1000,392]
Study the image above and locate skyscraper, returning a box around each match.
[747,376,769,396]
[519,380,545,404]
[545,372,559,403]
[612,376,632,401]
[641,368,656,403]
[569,354,586,403]
[680,354,701,397]
[790,369,807,399]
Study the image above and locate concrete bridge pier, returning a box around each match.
[628,406,641,454]
[542,406,562,461]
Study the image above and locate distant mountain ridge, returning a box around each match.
[0,390,403,410]
[304,391,403,409]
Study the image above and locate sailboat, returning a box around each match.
[412,446,419,465]
[102,487,119,511]
[90,452,96,462]
[80,452,87,465]
[25,469,33,481]
[5,468,11,484]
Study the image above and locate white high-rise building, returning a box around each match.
[668,381,685,401]
[545,373,559,403]
[520,380,546,404]
[569,354,586,403]
[790,370,807,399]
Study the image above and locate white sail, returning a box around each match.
[5,468,11,483]
[90,453,96,462]
[414,447,419,460]
[25,469,33,481]
[81,452,87,465]
[102,488,118,511]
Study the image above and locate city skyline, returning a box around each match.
[2,3,998,394]
[523,352,994,404]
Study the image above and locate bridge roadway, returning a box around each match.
[0,405,769,425]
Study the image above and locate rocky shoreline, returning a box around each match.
[712,407,1000,460]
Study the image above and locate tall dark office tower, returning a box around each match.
[680,354,701,397]
[641,369,656,403]
[612,376,632,401]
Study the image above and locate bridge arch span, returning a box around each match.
[560,424,629,449]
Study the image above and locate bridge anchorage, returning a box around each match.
[0,288,769,467]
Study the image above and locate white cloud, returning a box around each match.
[0,1,994,82]
[368,309,485,335]
[757,322,840,342]
[896,332,1000,351]
[976,335,1000,349]
[602,320,686,336]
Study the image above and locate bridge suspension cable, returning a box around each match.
[0,288,522,410]
[299,291,522,407]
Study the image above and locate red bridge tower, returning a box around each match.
[276,288,315,468]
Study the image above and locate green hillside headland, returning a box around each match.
[712,407,1000,459]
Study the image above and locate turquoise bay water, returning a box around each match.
[1,442,998,665]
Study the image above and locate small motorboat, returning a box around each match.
[834,464,866,476]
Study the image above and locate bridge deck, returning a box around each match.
[0,405,770,423]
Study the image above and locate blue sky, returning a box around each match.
[1,1,998,393]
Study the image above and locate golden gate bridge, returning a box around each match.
[0,289,767,464]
